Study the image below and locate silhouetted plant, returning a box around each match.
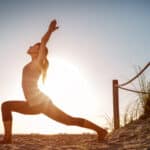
[104,114,114,132]
[123,66,150,126]
[137,66,150,118]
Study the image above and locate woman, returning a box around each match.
[1,20,107,144]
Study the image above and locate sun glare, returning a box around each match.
[12,57,106,134]
[38,57,99,117]
[11,57,102,135]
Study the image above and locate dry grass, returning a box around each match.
[123,66,150,126]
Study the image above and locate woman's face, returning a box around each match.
[27,43,40,56]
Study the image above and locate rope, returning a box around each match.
[119,86,150,94]
[119,62,150,87]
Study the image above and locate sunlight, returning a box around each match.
[38,57,99,116]
[9,57,106,135]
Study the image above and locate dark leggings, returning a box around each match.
[1,101,85,127]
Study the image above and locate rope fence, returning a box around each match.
[118,62,150,87]
[119,86,150,94]
[112,62,150,130]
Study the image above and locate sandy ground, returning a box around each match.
[0,134,108,150]
[1,116,150,150]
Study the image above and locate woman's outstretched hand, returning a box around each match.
[49,19,59,32]
[41,19,59,45]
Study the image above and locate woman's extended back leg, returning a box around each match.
[43,101,107,140]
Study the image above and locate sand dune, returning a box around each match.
[0,134,102,150]
[1,117,150,149]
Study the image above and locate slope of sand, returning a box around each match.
[0,117,150,149]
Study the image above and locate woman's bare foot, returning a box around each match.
[97,129,108,141]
[0,138,12,144]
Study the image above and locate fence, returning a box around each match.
[112,62,150,130]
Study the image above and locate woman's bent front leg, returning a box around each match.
[1,101,41,122]
[0,100,41,144]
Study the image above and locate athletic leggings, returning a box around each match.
[1,101,85,127]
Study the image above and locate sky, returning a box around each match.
[0,0,149,134]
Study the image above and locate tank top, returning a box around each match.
[22,61,50,106]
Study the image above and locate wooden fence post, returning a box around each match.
[113,80,120,130]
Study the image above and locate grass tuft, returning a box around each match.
[123,65,150,126]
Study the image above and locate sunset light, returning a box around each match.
[0,0,149,137]
[39,57,99,116]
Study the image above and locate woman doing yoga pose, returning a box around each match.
[1,20,107,144]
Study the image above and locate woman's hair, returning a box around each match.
[36,43,49,83]
[41,47,49,83]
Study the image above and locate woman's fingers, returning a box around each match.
[49,19,58,32]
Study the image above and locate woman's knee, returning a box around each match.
[65,117,85,126]
[1,101,12,121]
[1,101,10,112]
[74,117,85,126]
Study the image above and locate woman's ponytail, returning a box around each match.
[41,47,49,83]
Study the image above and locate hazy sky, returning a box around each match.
[0,0,149,134]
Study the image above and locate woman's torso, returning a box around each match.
[22,61,50,106]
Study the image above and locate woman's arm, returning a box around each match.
[38,20,58,62]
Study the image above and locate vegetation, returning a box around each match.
[105,65,150,131]
[138,69,150,118]
[123,66,150,126]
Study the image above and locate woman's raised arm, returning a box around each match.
[38,20,59,61]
